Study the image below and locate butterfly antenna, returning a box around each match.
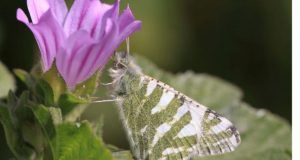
[90,96,120,103]
[100,82,113,86]
[126,37,130,55]
[91,99,117,103]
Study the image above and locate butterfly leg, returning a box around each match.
[100,82,113,86]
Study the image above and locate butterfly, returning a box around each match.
[109,52,241,160]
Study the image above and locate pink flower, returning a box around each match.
[17,0,141,89]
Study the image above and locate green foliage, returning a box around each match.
[14,69,35,88]
[0,95,114,160]
[15,68,94,115]
[112,151,134,160]
[31,65,67,102]
[0,61,15,98]
[0,101,35,159]
[14,69,55,106]
[55,122,113,160]
[30,64,100,101]
[58,93,88,116]
[0,66,114,160]
[73,71,101,98]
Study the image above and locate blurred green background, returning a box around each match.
[0,0,291,157]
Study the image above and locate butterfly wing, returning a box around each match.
[115,75,241,160]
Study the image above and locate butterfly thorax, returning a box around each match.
[110,52,143,96]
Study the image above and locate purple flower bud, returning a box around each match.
[17,0,141,89]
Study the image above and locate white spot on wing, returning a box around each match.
[162,147,185,155]
[187,145,198,152]
[139,76,145,86]
[186,145,200,158]
[229,135,239,147]
[211,117,232,134]
[173,103,189,121]
[188,103,207,138]
[145,80,157,97]
[176,123,197,138]
[211,125,223,134]
[169,103,189,125]
[157,123,172,135]
[151,91,175,114]
[207,114,214,120]
[151,123,172,147]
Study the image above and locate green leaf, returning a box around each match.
[30,105,113,160]
[0,61,16,98]
[64,105,89,122]
[31,63,100,102]
[14,69,55,106]
[107,145,134,160]
[14,68,89,113]
[55,122,114,160]
[73,71,101,98]
[31,64,67,102]
[112,151,134,160]
[30,105,67,160]
[14,69,35,88]
[48,107,63,125]
[58,93,88,116]
[34,79,55,106]
[4,92,48,159]
[134,55,291,160]
[135,55,243,111]
[0,102,34,160]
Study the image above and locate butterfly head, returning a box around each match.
[110,52,142,95]
[113,52,130,68]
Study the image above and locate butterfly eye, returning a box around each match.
[115,62,127,69]
[120,52,128,58]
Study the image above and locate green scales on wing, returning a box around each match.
[109,52,241,160]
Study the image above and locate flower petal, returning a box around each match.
[76,19,119,85]
[117,20,141,46]
[118,5,136,33]
[17,9,65,71]
[116,6,142,45]
[56,30,96,89]
[63,0,90,36]
[89,3,113,39]
[27,0,49,24]
[74,14,140,87]
[17,8,29,23]
[92,21,140,72]
[91,0,120,40]
[63,0,99,36]
[63,0,120,38]
[47,0,68,25]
